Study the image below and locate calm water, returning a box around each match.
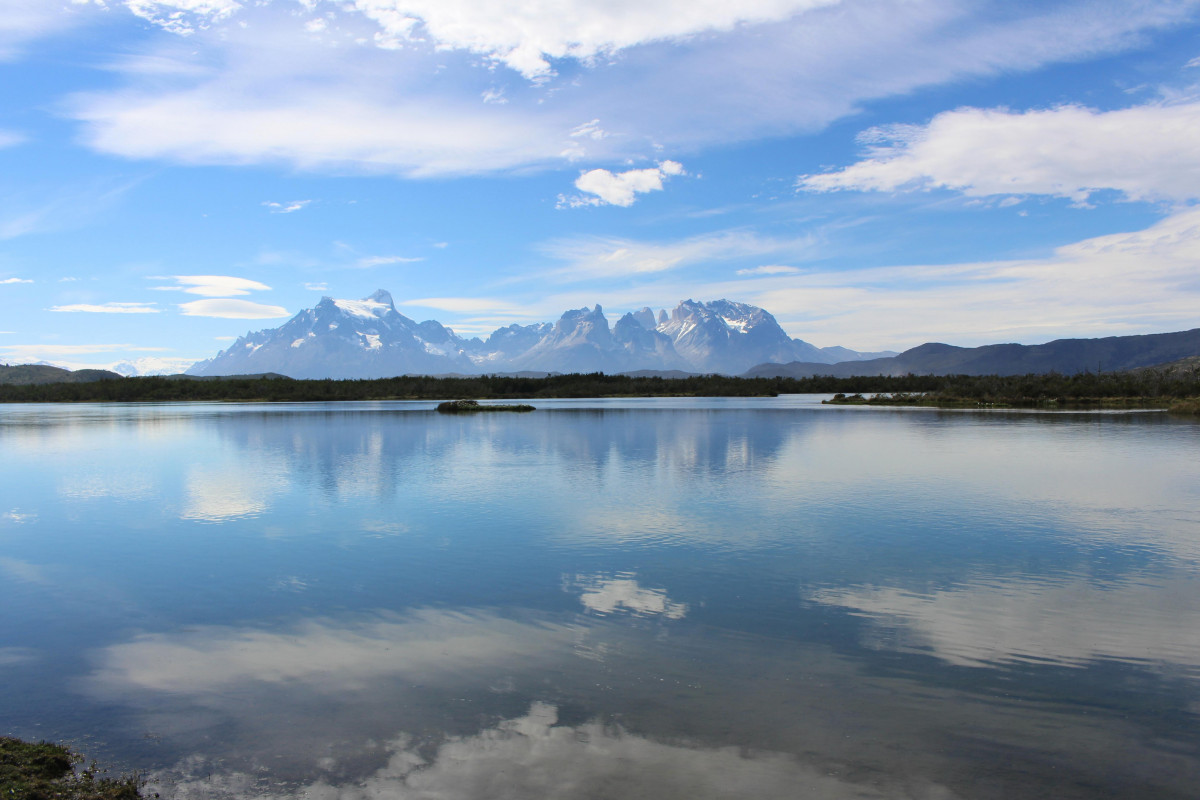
[2,398,1199,799]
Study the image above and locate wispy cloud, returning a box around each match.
[736,265,802,276]
[694,206,1200,348]
[303,282,328,291]
[178,299,290,318]
[51,302,160,314]
[263,199,311,214]
[559,161,685,208]
[63,1,1198,178]
[0,277,32,284]
[357,255,423,268]
[798,101,1200,204]
[0,130,23,148]
[153,275,272,296]
[0,343,167,359]
[399,297,522,314]
[540,230,817,280]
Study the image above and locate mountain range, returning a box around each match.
[185,291,894,379]
[744,328,1200,378]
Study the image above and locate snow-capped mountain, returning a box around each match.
[186,291,885,378]
[187,290,476,379]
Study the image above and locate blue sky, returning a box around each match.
[1,0,1199,372]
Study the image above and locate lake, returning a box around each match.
[2,397,1199,799]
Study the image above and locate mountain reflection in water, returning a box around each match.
[1,399,1198,799]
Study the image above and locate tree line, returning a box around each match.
[0,368,1197,405]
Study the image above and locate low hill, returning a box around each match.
[0,364,124,385]
[744,328,1200,378]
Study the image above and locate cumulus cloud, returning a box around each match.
[263,200,310,213]
[178,298,290,318]
[0,277,32,284]
[327,0,843,80]
[798,101,1200,204]
[50,302,159,313]
[561,160,685,208]
[153,275,272,296]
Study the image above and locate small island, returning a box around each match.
[436,399,535,413]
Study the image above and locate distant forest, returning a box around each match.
[1,369,1198,409]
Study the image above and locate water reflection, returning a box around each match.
[152,702,930,800]
[811,573,1200,672]
[567,573,689,618]
[3,401,1200,798]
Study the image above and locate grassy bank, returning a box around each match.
[0,737,143,800]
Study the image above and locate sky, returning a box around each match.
[1,0,1199,373]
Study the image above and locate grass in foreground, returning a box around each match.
[0,737,144,800]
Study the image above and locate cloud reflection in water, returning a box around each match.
[151,702,930,800]
[811,574,1200,671]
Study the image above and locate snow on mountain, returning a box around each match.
[111,357,208,376]
[658,299,831,374]
[186,291,874,378]
[187,289,475,379]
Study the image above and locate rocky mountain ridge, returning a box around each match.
[185,290,889,378]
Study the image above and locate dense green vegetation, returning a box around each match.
[0,368,1196,412]
[824,369,1200,413]
[0,738,143,800]
[0,372,826,402]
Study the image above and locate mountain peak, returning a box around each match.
[366,289,396,309]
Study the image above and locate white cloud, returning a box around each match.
[304,282,328,291]
[699,206,1200,347]
[109,356,200,376]
[341,0,844,80]
[0,130,23,148]
[541,230,815,279]
[50,302,159,313]
[63,1,1200,177]
[357,255,423,267]
[562,160,685,208]
[736,265,801,276]
[0,277,32,284]
[0,343,166,360]
[263,199,310,213]
[0,0,92,60]
[798,101,1200,204]
[110,0,243,36]
[178,298,291,318]
[154,274,272,296]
